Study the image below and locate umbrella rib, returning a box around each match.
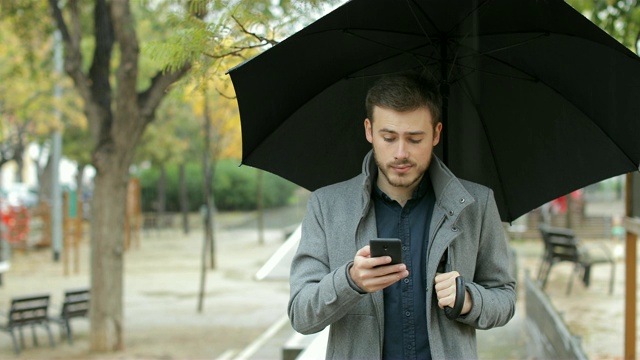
[445,32,578,85]
[340,30,538,84]
[448,64,535,84]
[454,41,540,84]
[457,77,514,222]
[405,0,493,83]
[443,0,494,82]
[343,29,433,70]
[405,0,492,36]
[458,46,631,166]
[456,59,637,218]
[453,32,550,61]
[405,0,436,48]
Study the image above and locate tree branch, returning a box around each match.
[69,0,82,51]
[215,85,236,100]
[202,42,269,60]
[111,0,139,113]
[48,0,102,139]
[232,15,279,46]
[48,0,72,43]
[138,1,208,124]
[200,15,279,61]
[89,0,114,119]
[138,64,192,123]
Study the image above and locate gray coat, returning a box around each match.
[288,151,516,359]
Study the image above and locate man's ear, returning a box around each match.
[364,118,373,144]
[433,122,443,146]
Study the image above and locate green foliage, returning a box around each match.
[212,160,299,210]
[568,0,640,53]
[144,0,345,82]
[139,162,202,211]
[137,160,298,212]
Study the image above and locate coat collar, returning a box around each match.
[427,155,475,221]
[359,150,475,218]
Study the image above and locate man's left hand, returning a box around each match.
[434,271,473,315]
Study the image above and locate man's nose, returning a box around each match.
[394,140,409,159]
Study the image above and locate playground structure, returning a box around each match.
[1,192,77,275]
[1,206,29,246]
[61,191,84,275]
[0,178,143,277]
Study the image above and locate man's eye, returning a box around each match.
[383,137,395,142]
[409,138,422,144]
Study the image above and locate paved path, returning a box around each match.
[0,199,635,359]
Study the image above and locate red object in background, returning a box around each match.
[1,205,29,244]
[550,190,583,214]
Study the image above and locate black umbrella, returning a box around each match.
[227,0,640,223]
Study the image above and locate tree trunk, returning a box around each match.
[89,152,129,352]
[14,137,25,183]
[179,162,190,234]
[75,164,86,207]
[209,163,216,269]
[157,164,166,227]
[204,98,216,269]
[39,152,54,204]
[49,0,193,352]
[198,108,213,312]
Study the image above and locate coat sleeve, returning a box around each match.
[457,189,517,329]
[287,191,366,334]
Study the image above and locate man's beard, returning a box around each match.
[373,150,424,189]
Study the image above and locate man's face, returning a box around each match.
[364,106,442,193]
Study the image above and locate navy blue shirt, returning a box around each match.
[373,174,435,360]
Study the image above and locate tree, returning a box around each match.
[569,0,640,53]
[0,17,74,189]
[4,0,342,353]
[46,0,203,351]
[136,97,190,220]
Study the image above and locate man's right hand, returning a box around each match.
[349,245,409,293]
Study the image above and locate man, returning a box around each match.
[288,72,516,359]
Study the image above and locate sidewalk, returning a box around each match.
[0,202,635,359]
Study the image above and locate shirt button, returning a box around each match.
[402,246,408,251]
[460,198,465,203]
[404,278,410,284]
[452,227,459,232]
[448,210,454,216]
[405,311,411,317]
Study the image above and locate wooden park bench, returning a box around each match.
[0,293,55,355]
[50,288,90,345]
[538,224,615,295]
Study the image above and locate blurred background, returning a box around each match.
[0,1,639,359]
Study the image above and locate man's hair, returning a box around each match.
[365,72,442,126]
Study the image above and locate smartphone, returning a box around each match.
[369,238,403,265]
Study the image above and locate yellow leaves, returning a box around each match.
[1,16,86,166]
[176,71,241,160]
[210,97,242,160]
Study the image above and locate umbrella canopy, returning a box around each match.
[228,0,640,222]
